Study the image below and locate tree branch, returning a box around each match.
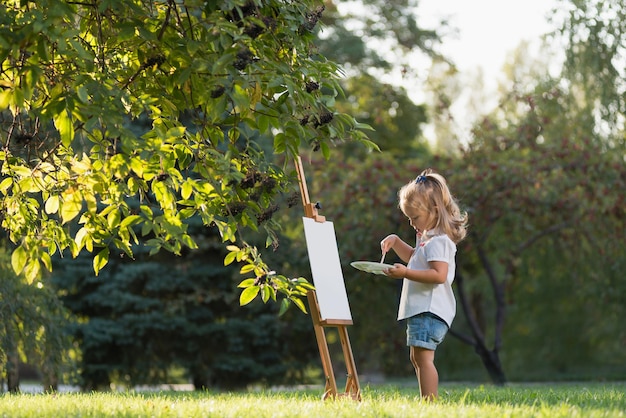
[472,231,506,352]
[453,269,486,347]
[448,328,476,346]
[157,0,174,41]
[513,220,572,257]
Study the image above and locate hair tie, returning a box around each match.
[415,175,427,184]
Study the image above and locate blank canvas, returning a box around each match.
[302,217,352,322]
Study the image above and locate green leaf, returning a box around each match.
[237,278,256,288]
[261,285,272,303]
[11,245,27,274]
[273,133,286,154]
[320,141,331,160]
[165,126,186,138]
[23,259,41,284]
[61,193,82,224]
[181,234,198,249]
[53,109,74,147]
[119,214,142,228]
[239,264,255,274]
[292,297,307,314]
[278,299,290,316]
[258,114,269,133]
[181,179,194,199]
[11,166,32,177]
[239,286,259,306]
[40,252,52,272]
[44,195,60,214]
[130,158,145,177]
[107,208,121,228]
[77,85,89,102]
[93,247,109,276]
[0,90,12,111]
[74,227,88,251]
[0,177,13,194]
[224,251,237,266]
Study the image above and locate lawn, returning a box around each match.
[0,381,624,417]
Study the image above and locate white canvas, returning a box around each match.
[302,217,352,321]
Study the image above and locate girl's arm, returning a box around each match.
[380,234,414,263]
[384,260,448,284]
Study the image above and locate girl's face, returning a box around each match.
[403,206,435,234]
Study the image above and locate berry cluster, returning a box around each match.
[228,202,247,216]
[314,111,334,127]
[142,54,166,70]
[234,48,255,71]
[255,203,279,225]
[287,192,300,208]
[305,81,320,93]
[301,5,325,32]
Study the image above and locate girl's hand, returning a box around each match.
[380,234,398,256]
[383,263,407,279]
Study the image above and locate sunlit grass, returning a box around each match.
[0,382,624,417]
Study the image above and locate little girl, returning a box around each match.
[381,168,468,400]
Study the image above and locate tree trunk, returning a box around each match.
[474,344,507,385]
[6,346,20,393]
[41,360,59,392]
[453,267,508,385]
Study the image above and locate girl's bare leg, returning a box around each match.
[410,346,438,400]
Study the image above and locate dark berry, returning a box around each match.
[15,132,33,143]
[305,81,319,93]
[241,171,261,189]
[287,193,300,208]
[229,202,247,216]
[210,85,226,98]
[228,1,255,22]
[143,54,166,69]
[234,48,254,70]
[261,176,277,192]
[244,23,264,39]
[313,111,334,127]
[256,204,279,225]
[320,111,334,124]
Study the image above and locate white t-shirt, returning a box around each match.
[397,231,457,327]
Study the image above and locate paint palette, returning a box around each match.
[350,261,394,275]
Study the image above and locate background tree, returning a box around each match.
[0,0,372,305]
[553,0,626,143]
[319,0,443,77]
[53,217,317,390]
[0,244,74,393]
[421,0,625,382]
[440,0,626,382]
[316,0,443,157]
[445,84,625,383]
[333,74,429,158]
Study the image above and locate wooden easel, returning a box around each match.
[295,156,361,401]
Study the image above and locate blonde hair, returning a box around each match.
[398,168,468,243]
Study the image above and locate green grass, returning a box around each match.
[0,382,624,417]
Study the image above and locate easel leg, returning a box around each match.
[307,291,338,399]
[338,325,361,400]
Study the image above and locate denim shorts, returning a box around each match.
[406,312,449,350]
